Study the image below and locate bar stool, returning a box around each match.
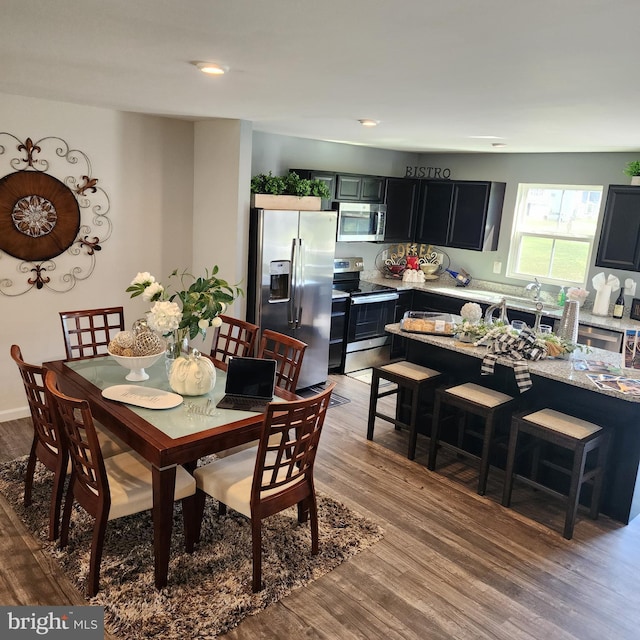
[502,408,609,539]
[428,382,517,495]
[367,361,444,460]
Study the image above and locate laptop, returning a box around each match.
[216,356,277,412]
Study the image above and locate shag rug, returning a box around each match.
[0,457,383,639]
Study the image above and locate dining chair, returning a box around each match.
[45,370,196,596]
[10,345,68,541]
[188,382,335,592]
[11,345,130,540]
[257,329,307,393]
[209,315,259,371]
[59,306,125,360]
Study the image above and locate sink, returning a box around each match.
[426,286,561,311]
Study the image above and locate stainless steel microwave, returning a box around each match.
[336,202,386,242]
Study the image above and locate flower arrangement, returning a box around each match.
[126,267,243,346]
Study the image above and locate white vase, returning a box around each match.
[631,176,640,186]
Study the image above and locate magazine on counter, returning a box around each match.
[586,373,640,395]
[624,329,640,371]
[572,359,622,374]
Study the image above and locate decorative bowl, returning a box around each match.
[387,264,405,276]
[420,263,439,275]
[108,350,164,381]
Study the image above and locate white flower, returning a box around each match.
[219,302,227,313]
[142,281,164,302]
[210,316,223,328]
[147,301,182,333]
[130,272,155,286]
[198,318,209,330]
[460,302,483,322]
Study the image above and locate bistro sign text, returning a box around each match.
[404,166,451,179]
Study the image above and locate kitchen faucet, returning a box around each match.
[525,277,542,301]
[484,297,509,325]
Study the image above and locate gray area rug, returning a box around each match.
[0,457,383,639]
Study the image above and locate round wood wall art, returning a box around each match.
[0,171,80,261]
[0,133,112,296]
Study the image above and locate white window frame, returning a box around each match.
[506,183,603,288]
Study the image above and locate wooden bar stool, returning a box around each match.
[367,361,444,460]
[428,382,516,496]
[502,409,609,539]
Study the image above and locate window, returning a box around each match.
[506,183,603,287]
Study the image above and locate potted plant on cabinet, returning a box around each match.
[250,171,332,209]
[623,160,640,185]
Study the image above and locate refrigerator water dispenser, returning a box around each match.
[269,260,291,302]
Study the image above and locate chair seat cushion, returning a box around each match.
[445,382,513,407]
[105,452,196,521]
[522,408,602,440]
[194,443,302,519]
[96,425,131,458]
[380,361,440,381]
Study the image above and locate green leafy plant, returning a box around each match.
[623,160,640,177]
[250,171,331,199]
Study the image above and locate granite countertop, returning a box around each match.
[363,272,640,334]
[385,322,639,404]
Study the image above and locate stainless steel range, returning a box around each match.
[333,257,399,373]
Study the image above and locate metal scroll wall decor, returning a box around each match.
[0,132,112,295]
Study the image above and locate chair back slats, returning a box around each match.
[45,371,110,518]
[210,315,259,371]
[252,383,334,513]
[257,329,307,393]
[11,346,62,458]
[59,307,125,360]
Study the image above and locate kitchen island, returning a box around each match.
[385,322,640,524]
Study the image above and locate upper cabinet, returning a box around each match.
[336,174,385,202]
[383,177,419,242]
[415,180,506,251]
[595,185,640,271]
[289,169,385,203]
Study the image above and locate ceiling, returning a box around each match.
[3,0,639,154]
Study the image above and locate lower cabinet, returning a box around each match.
[390,290,413,360]
[329,298,348,372]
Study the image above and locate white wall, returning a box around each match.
[1,93,194,420]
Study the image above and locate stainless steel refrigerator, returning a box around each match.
[247,208,337,390]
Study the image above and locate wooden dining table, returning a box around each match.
[45,355,296,589]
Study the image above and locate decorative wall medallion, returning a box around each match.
[0,133,112,295]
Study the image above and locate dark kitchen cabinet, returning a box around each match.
[415,180,505,251]
[384,177,419,242]
[336,174,385,202]
[595,185,640,271]
[329,297,348,372]
[390,290,413,359]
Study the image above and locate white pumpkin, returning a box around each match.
[169,349,216,396]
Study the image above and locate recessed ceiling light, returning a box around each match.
[492,142,507,148]
[193,61,228,75]
[358,119,379,127]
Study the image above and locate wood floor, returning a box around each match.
[1,373,639,639]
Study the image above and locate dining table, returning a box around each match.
[44,355,296,589]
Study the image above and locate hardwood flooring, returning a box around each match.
[1,373,639,639]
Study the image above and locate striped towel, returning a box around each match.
[480,328,545,393]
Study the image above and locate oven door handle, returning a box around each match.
[351,292,399,305]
